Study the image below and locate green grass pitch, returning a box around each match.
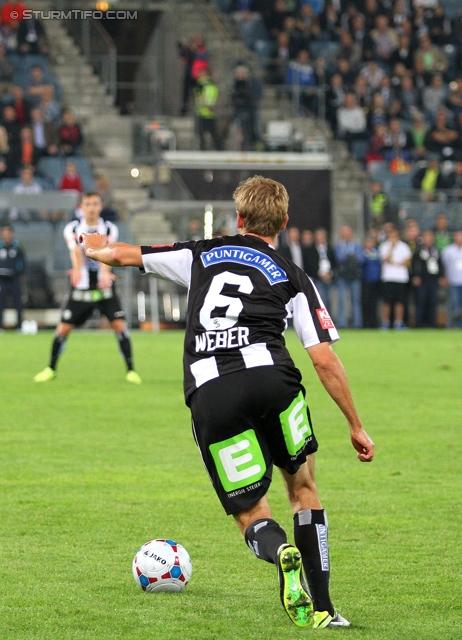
[0,329,461,639]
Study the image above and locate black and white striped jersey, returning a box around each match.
[64,217,118,290]
[141,234,339,400]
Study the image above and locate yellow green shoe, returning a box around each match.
[33,367,56,382]
[313,610,351,629]
[277,544,313,627]
[126,370,142,384]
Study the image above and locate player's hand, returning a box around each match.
[67,268,82,288]
[349,427,374,462]
[98,271,115,290]
[80,233,107,254]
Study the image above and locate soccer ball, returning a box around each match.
[132,539,192,593]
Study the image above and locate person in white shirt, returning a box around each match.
[9,165,43,222]
[379,226,412,329]
[336,93,367,154]
[442,230,462,327]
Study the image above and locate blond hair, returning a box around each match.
[233,175,289,237]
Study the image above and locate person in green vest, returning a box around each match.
[369,181,389,227]
[412,157,447,201]
[194,68,222,150]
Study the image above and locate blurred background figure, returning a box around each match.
[231,63,262,151]
[0,223,25,330]
[361,234,381,329]
[305,227,336,310]
[194,69,221,150]
[379,225,412,330]
[335,225,363,328]
[411,230,443,328]
[442,230,462,328]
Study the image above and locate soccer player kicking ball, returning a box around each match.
[34,192,141,385]
[81,176,374,629]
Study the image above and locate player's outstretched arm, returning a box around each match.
[307,342,374,462]
[81,233,143,268]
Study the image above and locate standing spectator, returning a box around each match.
[335,225,363,328]
[231,64,261,150]
[39,86,60,123]
[190,35,210,84]
[279,226,305,270]
[361,234,381,329]
[305,227,336,310]
[95,174,117,221]
[0,223,25,330]
[325,73,345,133]
[29,106,59,157]
[178,37,197,116]
[411,229,443,327]
[16,16,49,55]
[286,49,317,116]
[433,213,452,251]
[58,109,83,156]
[441,230,462,328]
[2,104,21,153]
[300,228,313,248]
[194,69,221,151]
[422,74,447,119]
[59,161,83,193]
[368,181,389,227]
[379,225,412,330]
[270,31,295,85]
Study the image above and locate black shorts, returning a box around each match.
[381,281,408,306]
[60,286,125,327]
[189,366,318,515]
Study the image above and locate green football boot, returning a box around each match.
[33,367,56,382]
[277,544,313,627]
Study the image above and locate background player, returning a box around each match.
[81,176,374,629]
[0,223,25,331]
[34,192,141,384]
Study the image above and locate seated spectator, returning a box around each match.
[425,107,459,160]
[25,65,55,108]
[414,34,448,76]
[427,4,451,47]
[370,14,398,64]
[336,57,356,87]
[10,85,27,125]
[363,0,380,31]
[1,1,27,29]
[353,73,371,110]
[286,49,317,115]
[337,29,362,70]
[0,43,14,94]
[383,118,409,160]
[0,23,17,55]
[1,104,21,151]
[407,111,428,160]
[389,34,414,71]
[10,165,44,222]
[18,125,40,167]
[360,60,385,91]
[446,77,462,119]
[336,92,368,151]
[30,107,59,156]
[367,91,388,130]
[412,157,448,200]
[365,123,387,165]
[269,31,295,84]
[17,17,49,55]
[378,74,395,110]
[422,74,447,119]
[58,109,83,156]
[59,161,83,193]
[444,160,462,199]
[398,75,421,116]
[39,86,60,124]
[0,124,16,179]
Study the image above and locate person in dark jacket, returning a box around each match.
[411,229,444,327]
[361,235,381,328]
[0,224,25,330]
[305,228,336,311]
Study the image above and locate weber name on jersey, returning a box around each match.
[64,218,118,290]
[141,234,339,401]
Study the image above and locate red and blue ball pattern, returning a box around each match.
[132,539,193,593]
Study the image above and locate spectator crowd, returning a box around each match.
[278,217,462,328]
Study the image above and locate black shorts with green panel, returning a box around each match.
[60,285,126,326]
[189,365,318,515]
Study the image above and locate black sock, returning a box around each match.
[293,509,334,616]
[116,331,134,371]
[49,335,67,370]
[244,518,288,565]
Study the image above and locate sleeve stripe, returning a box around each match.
[140,246,193,288]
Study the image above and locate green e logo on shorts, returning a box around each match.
[280,391,312,456]
[209,429,266,492]
[91,289,103,302]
